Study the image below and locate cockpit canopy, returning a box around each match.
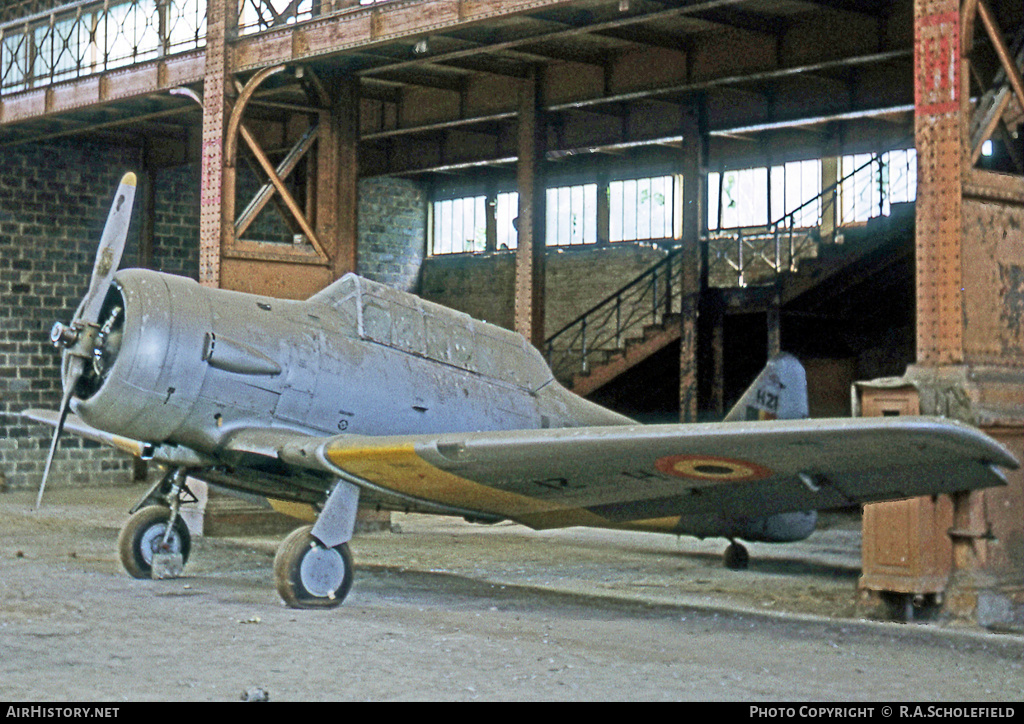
[309,274,553,392]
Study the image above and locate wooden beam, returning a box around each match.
[0,104,196,148]
[267,0,752,80]
[235,124,320,237]
[331,74,360,279]
[976,0,1024,117]
[237,123,326,256]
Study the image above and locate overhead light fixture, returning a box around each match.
[981,139,993,157]
[413,39,429,55]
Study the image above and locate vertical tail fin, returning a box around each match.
[723,353,808,422]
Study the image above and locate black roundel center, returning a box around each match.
[694,464,735,475]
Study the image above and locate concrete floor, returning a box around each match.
[1,485,1022,701]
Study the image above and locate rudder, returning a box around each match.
[723,352,808,422]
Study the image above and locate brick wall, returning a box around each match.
[420,243,669,334]
[357,176,426,292]
[0,144,199,493]
[150,164,201,279]
[1,141,144,492]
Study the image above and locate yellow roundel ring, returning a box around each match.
[654,454,772,482]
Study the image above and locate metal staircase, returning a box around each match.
[544,154,911,395]
[544,249,687,396]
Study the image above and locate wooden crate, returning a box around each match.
[857,385,953,595]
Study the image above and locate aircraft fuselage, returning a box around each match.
[75,269,627,458]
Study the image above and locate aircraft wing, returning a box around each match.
[23,408,152,458]
[22,409,212,468]
[276,416,1017,530]
[25,408,1016,531]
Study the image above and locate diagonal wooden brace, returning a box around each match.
[237,122,327,257]
[235,123,321,238]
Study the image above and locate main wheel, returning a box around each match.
[723,540,749,570]
[274,525,354,609]
[118,505,192,579]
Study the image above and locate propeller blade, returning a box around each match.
[36,356,84,508]
[37,172,136,507]
[78,172,137,326]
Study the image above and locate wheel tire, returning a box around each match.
[723,541,749,570]
[274,524,353,609]
[118,505,192,579]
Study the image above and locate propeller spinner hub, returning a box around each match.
[50,321,78,348]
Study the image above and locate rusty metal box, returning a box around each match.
[855,384,953,595]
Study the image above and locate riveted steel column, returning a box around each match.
[331,75,360,279]
[678,100,704,423]
[914,0,963,365]
[907,0,1024,626]
[198,0,235,288]
[514,67,546,349]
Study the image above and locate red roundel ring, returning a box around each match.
[654,454,772,482]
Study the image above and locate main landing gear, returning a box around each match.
[118,468,195,579]
[274,525,354,608]
[273,480,361,609]
[116,472,361,609]
[723,539,750,570]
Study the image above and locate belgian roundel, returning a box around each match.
[654,454,772,482]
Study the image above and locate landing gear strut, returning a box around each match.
[118,468,195,579]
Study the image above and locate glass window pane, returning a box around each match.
[623,179,637,241]
[438,200,452,254]
[584,184,597,244]
[610,180,624,240]
[497,192,518,250]
[707,172,721,231]
[570,185,584,245]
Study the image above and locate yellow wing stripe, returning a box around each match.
[109,435,146,457]
[324,442,612,530]
[268,499,318,522]
[614,517,684,534]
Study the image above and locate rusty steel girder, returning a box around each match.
[199,0,231,289]
[915,0,964,366]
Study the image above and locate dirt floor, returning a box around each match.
[1,485,1022,702]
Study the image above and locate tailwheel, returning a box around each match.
[274,524,354,609]
[723,540,749,570]
[118,505,192,579]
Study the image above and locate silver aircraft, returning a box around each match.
[25,173,1019,608]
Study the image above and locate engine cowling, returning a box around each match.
[73,269,212,443]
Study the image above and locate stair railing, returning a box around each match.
[707,153,887,288]
[545,248,685,382]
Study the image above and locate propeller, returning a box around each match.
[36,172,137,508]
